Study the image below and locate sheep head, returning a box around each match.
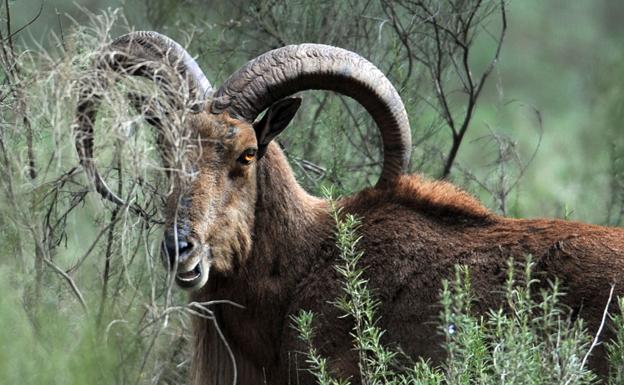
[75,31,412,290]
[160,99,301,289]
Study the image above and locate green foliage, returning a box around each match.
[440,259,597,385]
[292,309,350,385]
[0,267,117,385]
[607,298,624,385]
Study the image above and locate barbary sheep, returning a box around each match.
[75,31,624,384]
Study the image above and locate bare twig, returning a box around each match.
[43,257,89,313]
[578,284,615,377]
[4,1,43,44]
[441,0,507,178]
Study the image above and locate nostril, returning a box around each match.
[162,232,195,267]
[178,240,193,257]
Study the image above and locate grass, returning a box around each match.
[0,266,116,385]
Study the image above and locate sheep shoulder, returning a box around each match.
[343,174,494,223]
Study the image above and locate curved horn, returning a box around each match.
[211,44,411,186]
[75,31,211,209]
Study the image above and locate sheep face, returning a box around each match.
[161,98,301,290]
[162,112,258,290]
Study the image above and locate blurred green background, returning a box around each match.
[1,1,623,384]
[9,0,623,223]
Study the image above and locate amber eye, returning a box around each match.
[238,148,257,165]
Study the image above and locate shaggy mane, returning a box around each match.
[347,174,494,221]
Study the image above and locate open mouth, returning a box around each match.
[175,261,203,288]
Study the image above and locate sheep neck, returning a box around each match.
[251,142,331,291]
[191,142,331,385]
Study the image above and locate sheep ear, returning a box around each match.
[253,97,301,158]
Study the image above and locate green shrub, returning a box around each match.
[607,297,624,385]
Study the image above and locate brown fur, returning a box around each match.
[187,138,624,384]
[164,112,260,273]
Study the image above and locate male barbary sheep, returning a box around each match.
[75,31,624,384]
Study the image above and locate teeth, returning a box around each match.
[178,272,198,281]
[177,262,200,281]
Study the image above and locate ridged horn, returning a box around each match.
[211,44,411,186]
[75,31,211,209]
